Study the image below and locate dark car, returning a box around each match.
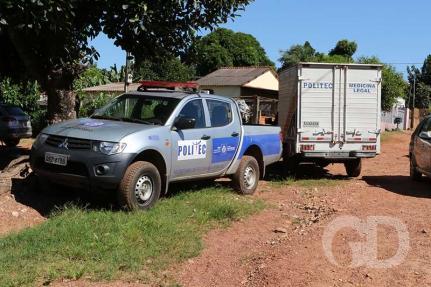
[410,115,431,180]
[0,104,32,147]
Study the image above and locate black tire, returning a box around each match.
[118,161,161,210]
[283,155,299,176]
[344,158,362,177]
[410,157,422,181]
[232,156,260,195]
[5,138,20,147]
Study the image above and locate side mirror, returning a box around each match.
[174,116,196,130]
[419,131,431,140]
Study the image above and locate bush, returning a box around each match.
[78,92,113,117]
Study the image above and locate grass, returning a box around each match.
[0,187,264,287]
[380,130,406,142]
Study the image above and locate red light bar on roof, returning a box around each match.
[138,80,199,90]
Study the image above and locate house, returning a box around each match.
[197,66,278,99]
[197,67,279,124]
[82,82,141,96]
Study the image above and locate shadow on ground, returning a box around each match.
[265,161,349,181]
[10,175,118,217]
[363,175,431,199]
[0,145,30,170]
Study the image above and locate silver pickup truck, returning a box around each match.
[30,89,281,210]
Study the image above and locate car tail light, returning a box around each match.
[300,144,315,151]
[362,145,376,151]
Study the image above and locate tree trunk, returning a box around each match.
[47,88,77,124]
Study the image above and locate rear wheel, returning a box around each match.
[344,158,362,177]
[410,157,422,181]
[4,138,20,147]
[283,155,299,176]
[118,161,161,210]
[232,156,260,195]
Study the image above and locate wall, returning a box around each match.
[200,86,242,98]
[243,71,279,91]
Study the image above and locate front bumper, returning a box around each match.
[3,127,32,139]
[30,144,136,191]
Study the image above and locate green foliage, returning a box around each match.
[73,66,120,117]
[0,0,252,121]
[134,57,196,82]
[279,41,317,70]
[328,39,358,58]
[0,187,264,286]
[188,28,274,76]
[358,56,408,111]
[407,55,431,109]
[279,40,356,70]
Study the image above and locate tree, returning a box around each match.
[329,39,357,59]
[279,41,317,70]
[0,0,251,123]
[134,57,195,82]
[358,56,408,111]
[279,40,357,70]
[407,55,431,109]
[187,28,274,76]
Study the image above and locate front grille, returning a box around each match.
[35,158,89,177]
[45,135,92,150]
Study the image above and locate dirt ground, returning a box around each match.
[1,132,431,286]
[176,132,431,287]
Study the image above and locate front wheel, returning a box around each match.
[344,158,362,177]
[118,161,161,210]
[232,156,260,195]
[410,157,422,181]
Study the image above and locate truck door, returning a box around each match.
[205,99,241,174]
[344,67,381,145]
[171,99,211,179]
[299,66,340,144]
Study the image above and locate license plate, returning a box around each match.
[45,152,68,166]
[326,152,349,158]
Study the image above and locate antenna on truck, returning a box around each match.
[137,81,199,93]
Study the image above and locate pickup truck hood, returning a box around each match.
[42,118,157,142]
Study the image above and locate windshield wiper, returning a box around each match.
[91,115,121,121]
[120,118,159,125]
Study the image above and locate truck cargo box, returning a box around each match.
[278,62,382,176]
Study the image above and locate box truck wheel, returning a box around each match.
[232,156,260,195]
[118,161,161,210]
[410,156,422,181]
[344,159,362,177]
[283,155,299,176]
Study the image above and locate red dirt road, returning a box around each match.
[177,132,431,287]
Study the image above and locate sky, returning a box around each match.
[90,0,431,75]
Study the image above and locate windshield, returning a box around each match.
[2,106,26,116]
[91,94,181,125]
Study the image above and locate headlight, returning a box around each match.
[93,141,127,155]
[32,133,48,149]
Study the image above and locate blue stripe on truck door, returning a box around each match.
[239,134,281,158]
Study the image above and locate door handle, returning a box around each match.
[231,132,239,137]
[201,135,211,140]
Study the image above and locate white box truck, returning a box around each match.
[278,62,382,177]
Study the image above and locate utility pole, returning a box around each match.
[124,52,134,92]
